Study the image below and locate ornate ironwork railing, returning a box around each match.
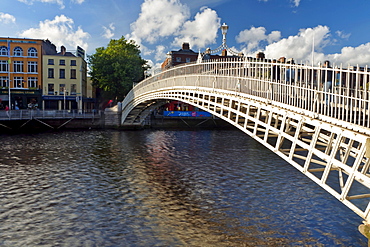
[127,58,370,135]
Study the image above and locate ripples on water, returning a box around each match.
[0,129,367,246]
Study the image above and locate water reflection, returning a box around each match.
[0,130,366,246]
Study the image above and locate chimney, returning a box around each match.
[256,52,265,59]
[182,42,190,50]
[278,57,286,63]
[287,58,294,64]
[61,46,66,55]
[222,49,227,56]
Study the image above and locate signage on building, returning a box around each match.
[42,96,77,100]
[0,90,37,95]
[164,111,212,117]
[77,46,85,59]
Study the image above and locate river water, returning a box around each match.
[0,129,367,246]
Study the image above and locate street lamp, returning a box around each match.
[198,23,241,58]
[221,23,229,46]
[64,86,68,111]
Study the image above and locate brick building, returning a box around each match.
[161,43,198,70]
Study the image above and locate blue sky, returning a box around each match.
[1,0,370,72]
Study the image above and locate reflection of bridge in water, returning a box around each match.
[121,57,370,238]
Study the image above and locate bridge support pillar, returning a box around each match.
[359,223,370,246]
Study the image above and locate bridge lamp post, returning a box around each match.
[198,22,241,60]
[221,23,229,47]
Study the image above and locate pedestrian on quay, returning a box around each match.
[5,105,9,118]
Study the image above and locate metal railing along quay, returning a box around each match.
[0,110,102,121]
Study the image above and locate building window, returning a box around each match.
[59,84,66,95]
[28,77,38,88]
[28,61,38,73]
[176,57,181,62]
[70,60,76,66]
[13,47,23,57]
[0,76,9,87]
[60,59,65,65]
[70,69,76,79]
[28,47,37,57]
[13,61,23,72]
[0,60,8,72]
[48,68,54,78]
[48,59,54,65]
[60,69,65,79]
[70,84,77,95]
[186,58,191,63]
[14,77,24,88]
[48,84,54,95]
[0,46,8,56]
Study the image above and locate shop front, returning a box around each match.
[43,95,79,110]
[0,89,42,110]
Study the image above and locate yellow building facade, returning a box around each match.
[0,38,43,109]
[42,46,88,111]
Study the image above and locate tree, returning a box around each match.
[88,37,149,102]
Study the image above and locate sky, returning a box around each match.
[1,0,370,73]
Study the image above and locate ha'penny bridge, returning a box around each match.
[121,57,370,240]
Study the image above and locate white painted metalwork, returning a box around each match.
[203,23,241,56]
[121,57,370,226]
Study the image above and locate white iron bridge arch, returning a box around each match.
[121,57,370,234]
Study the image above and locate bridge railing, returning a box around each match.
[128,57,370,131]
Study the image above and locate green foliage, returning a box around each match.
[88,37,150,101]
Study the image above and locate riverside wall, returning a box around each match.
[0,107,232,133]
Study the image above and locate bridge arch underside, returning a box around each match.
[123,86,370,222]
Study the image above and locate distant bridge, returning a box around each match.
[121,57,370,237]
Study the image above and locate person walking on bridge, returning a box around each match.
[322,60,333,105]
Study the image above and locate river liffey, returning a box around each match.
[0,129,367,246]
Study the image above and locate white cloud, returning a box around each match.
[336,30,351,40]
[128,1,220,59]
[102,23,115,39]
[236,26,281,53]
[142,45,154,56]
[328,43,370,66]
[172,7,220,49]
[292,0,301,7]
[258,0,300,6]
[0,12,16,24]
[155,45,166,62]
[130,0,190,44]
[263,25,330,63]
[17,0,85,9]
[267,31,281,43]
[239,25,369,66]
[19,15,90,51]
[18,0,65,9]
